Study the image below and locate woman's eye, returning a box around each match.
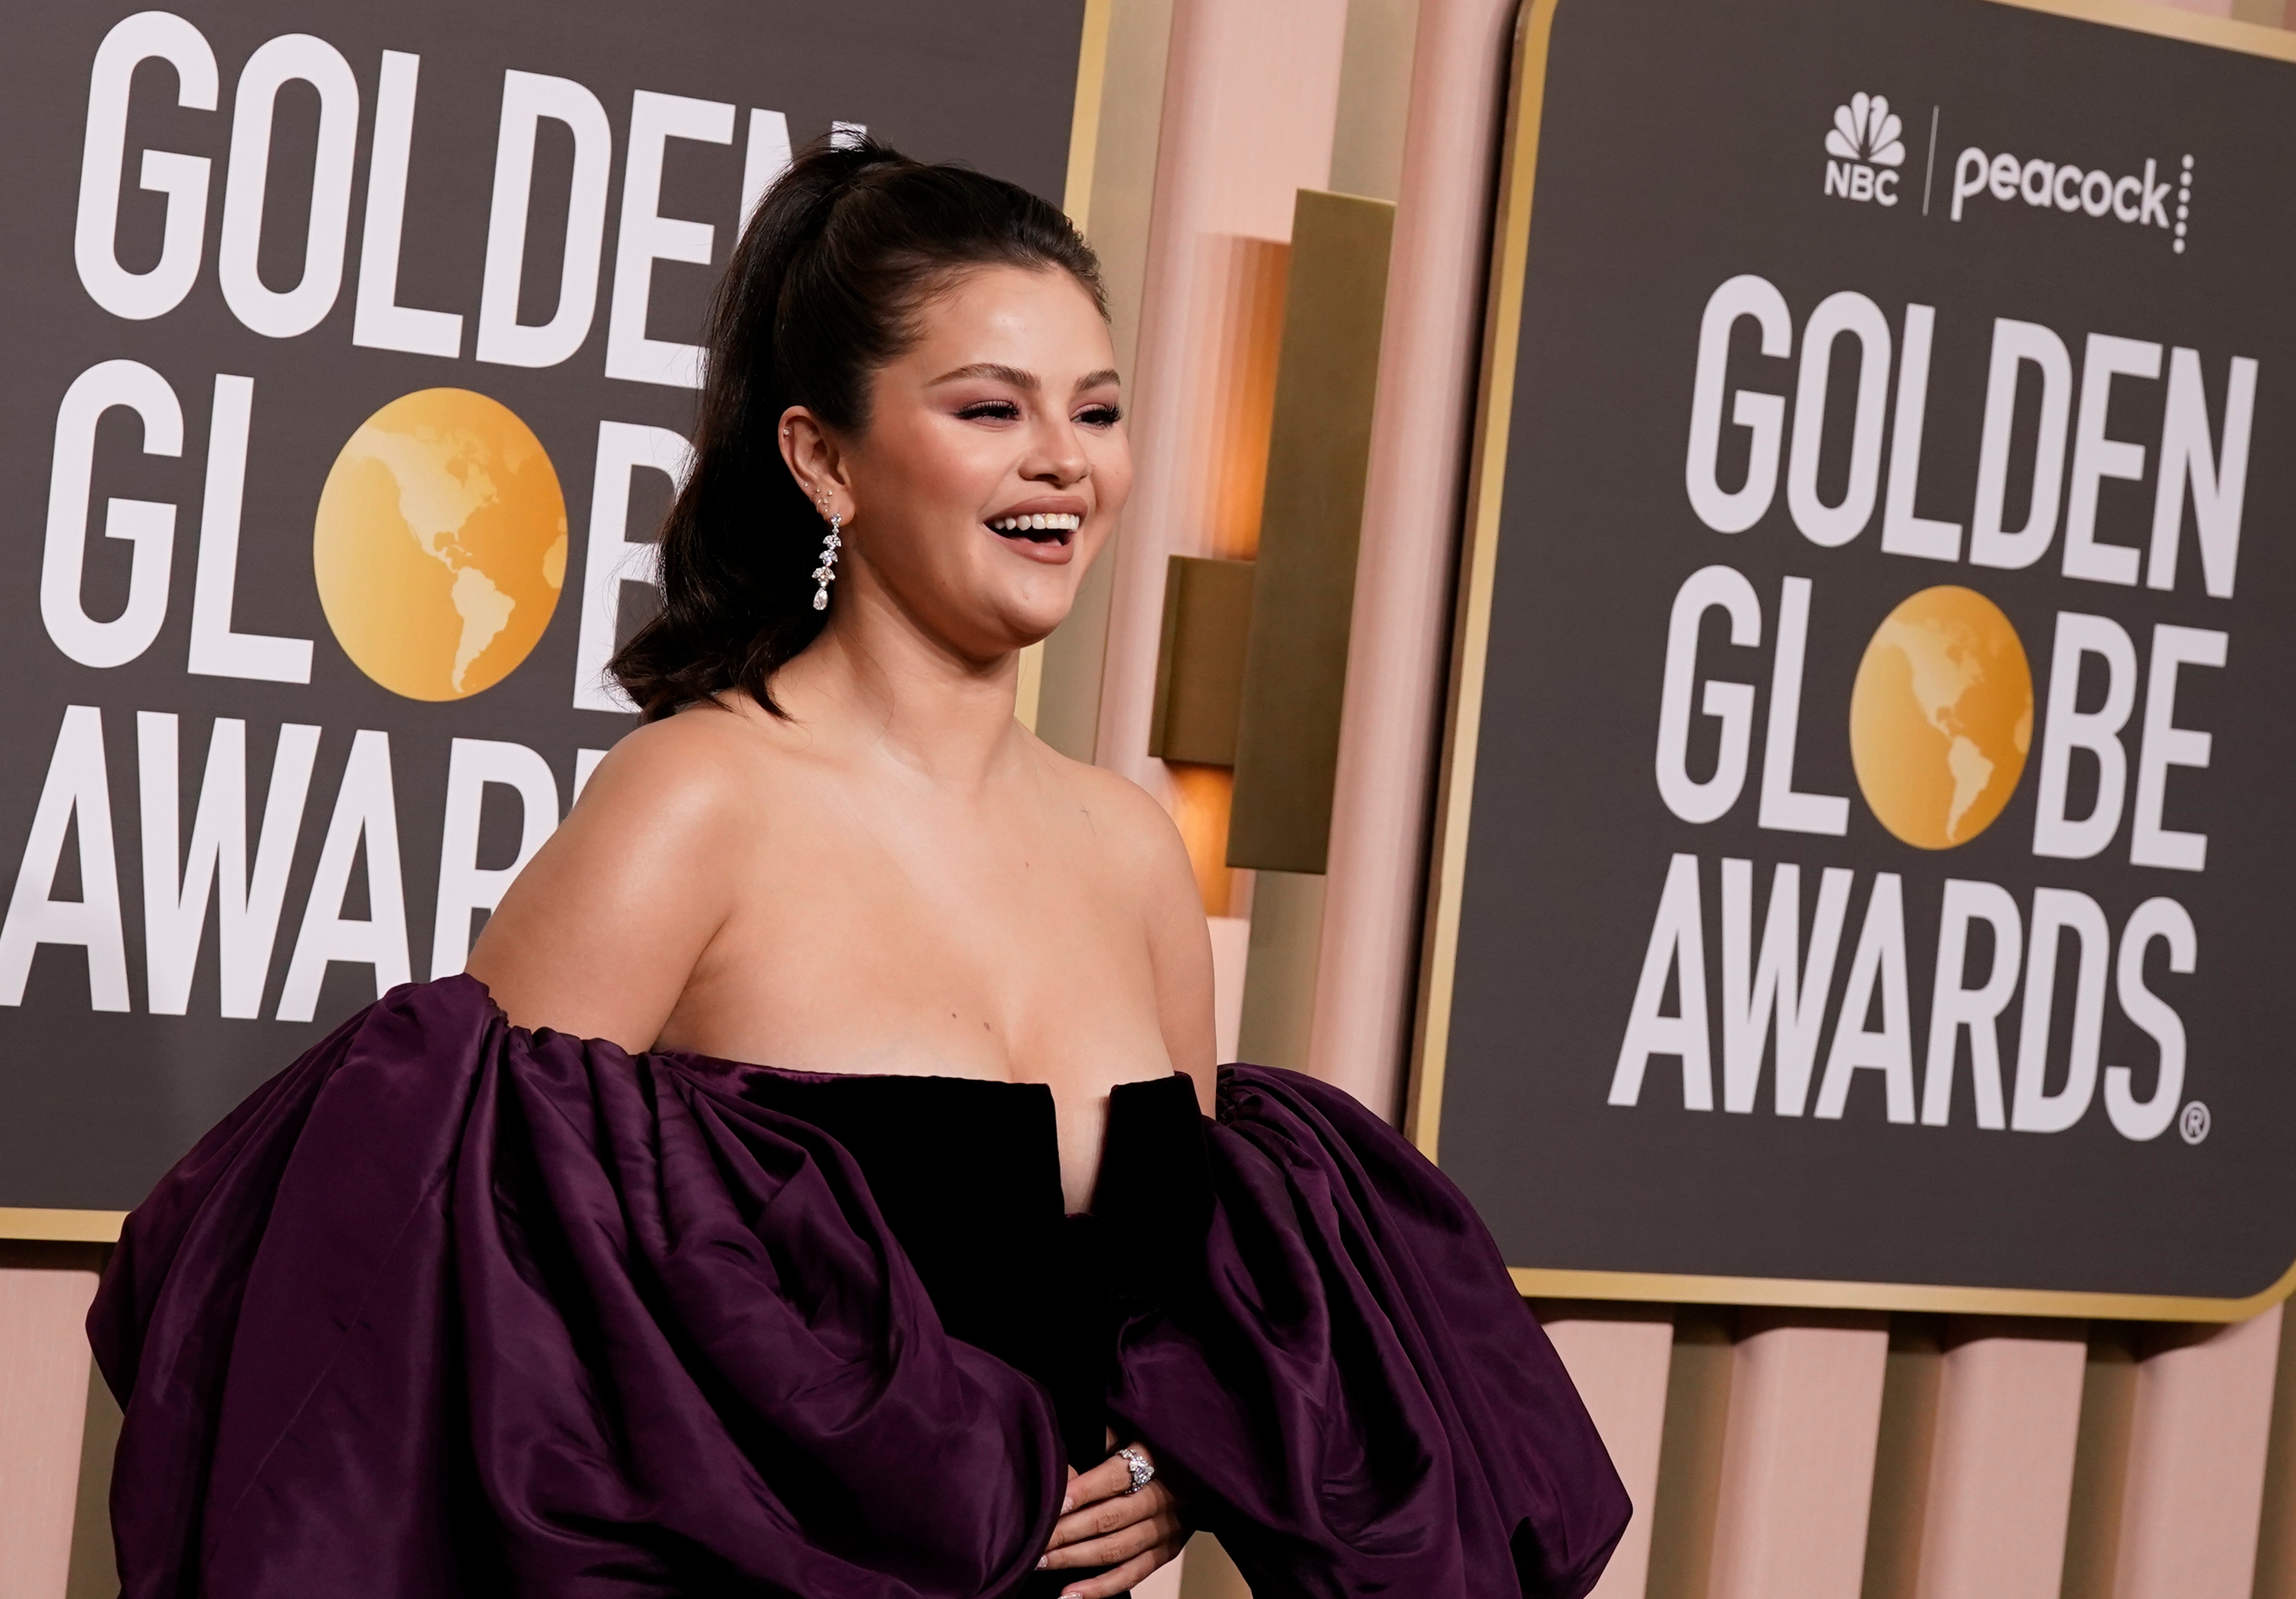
[956,401,1023,422]
[1076,404,1122,428]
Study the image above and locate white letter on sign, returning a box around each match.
[43,359,182,669]
[1757,575,1849,836]
[2147,348,2257,599]
[1787,291,1892,548]
[1921,879,2021,1130]
[218,34,361,339]
[2106,897,2194,1142]
[76,11,217,321]
[2129,624,2225,873]
[1654,565,1761,824]
[0,707,129,1012]
[2061,333,2161,587]
[1611,854,1714,1111]
[2032,612,2138,861]
[1684,275,1791,533]
[478,72,614,368]
[1719,858,1851,1117]
[2010,888,2111,1133]
[606,90,736,388]
[1968,319,2072,572]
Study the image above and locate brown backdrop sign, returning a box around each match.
[0,1,1091,1224]
[1415,0,2296,1316]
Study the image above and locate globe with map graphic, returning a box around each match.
[313,389,566,702]
[1849,585,2033,849]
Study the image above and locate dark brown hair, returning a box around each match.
[608,135,1106,720]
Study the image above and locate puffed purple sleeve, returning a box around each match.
[89,975,1064,1599]
[1109,1064,1631,1599]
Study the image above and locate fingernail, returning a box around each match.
[1035,1558,1047,1570]
[1060,1496,1074,1513]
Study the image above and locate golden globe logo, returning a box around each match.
[1850,587,2032,850]
[313,390,567,702]
[1823,92,1905,207]
[1612,272,2258,1145]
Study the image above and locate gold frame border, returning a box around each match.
[1,1207,124,1244]
[0,4,1120,1241]
[1408,0,2296,1324]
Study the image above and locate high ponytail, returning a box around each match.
[608,136,1106,720]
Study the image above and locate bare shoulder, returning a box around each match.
[468,702,783,1044]
[1031,738,1192,884]
[571,703,781,833]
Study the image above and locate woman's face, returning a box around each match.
[795,264,1131,663]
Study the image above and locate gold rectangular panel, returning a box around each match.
[1148,555,1255,766]
[1225,189,1395,873]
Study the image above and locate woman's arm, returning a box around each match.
[466,716,743,1050]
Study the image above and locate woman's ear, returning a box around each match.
[778,406,852,523]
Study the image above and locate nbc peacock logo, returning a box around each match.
[1823,92,1905,207]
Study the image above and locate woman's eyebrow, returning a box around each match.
[930,362,1037,389]
[1074,368,1121,393]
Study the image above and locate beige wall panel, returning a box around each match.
[1235,869,1325,1071]
[1541,1305,1675,1599]
[1911,1319,2087,1599]
[1092,0,1349,793]
[0,1264,99,1599]
[2252,1305,2296,1598]
[1135,1555,1185,1599]
[1705,1313,1888,1599]
[2111,1307,2282,1599]
[1307,0,1514,1118]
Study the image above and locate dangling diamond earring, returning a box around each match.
[812,512,841,612]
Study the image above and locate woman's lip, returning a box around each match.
[994,523,1076,564]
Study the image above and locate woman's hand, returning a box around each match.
[1037,1441,1187,1598]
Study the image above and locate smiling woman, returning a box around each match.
[88,138,1629,1599]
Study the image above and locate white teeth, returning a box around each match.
[990,512,1081,533]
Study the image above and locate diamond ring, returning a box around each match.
[1117,1445,1155,1495]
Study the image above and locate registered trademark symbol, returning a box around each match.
[2179,1101,2211,1145]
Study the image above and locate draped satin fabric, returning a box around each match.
[89,976,1628,1598]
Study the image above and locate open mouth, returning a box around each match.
[988,512,1081,546]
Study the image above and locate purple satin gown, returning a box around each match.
[87,976,1629,1597]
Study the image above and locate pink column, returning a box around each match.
[1541,1309,1675,1599]
[1304,0,1514,1115]
[2111,1306,2282,1599]
[1091,0,1350,793]
[1913,1319,2088,1599]
[0,1266,99,1599]
[1705,1313,1890,1599]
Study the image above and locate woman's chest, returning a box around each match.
[659,800,1176,1164]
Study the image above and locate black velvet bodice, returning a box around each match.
[733,1068,1213,1473]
